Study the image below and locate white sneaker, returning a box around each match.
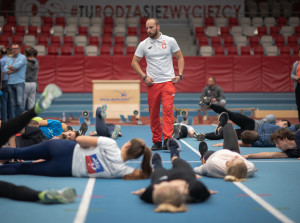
[111,125,121,139]
[35,84,62,113]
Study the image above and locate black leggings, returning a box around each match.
[205,104,255,140]
[95,107,114,137]
[204,123,240,161]
[0,180,40,202]
[0,108,37,147]
[296,83,300,122]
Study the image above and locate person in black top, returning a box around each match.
[244,128,300,159]
[132,139,214,212]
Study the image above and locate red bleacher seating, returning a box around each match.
[15,26,26,36]
[55,17,65,27]
[114,36,124,46]
[277,17,287,28]
[74,46,84,56]
[211,37,221,47]
[113,46,124,56]
[220,27,230,37]
[140,26,147,35]
[101,36,112,46]
[227,46,238,55]
[223,36,234,47]
[89,36,100,46]
[78,26,88,36]
[195,27,205,36]
[11,35,23,46]
[269,26,280,38]
[214,46,225,56]
[61,46,72,55]
[140,33,148,41]
[240,46,251,55]
[198,36,209,46]
[257,26,267,37]
[229,17,238,27]
[126,46,136,55]
[103,26,113,36]
[37,36,48,47]
[6,16,16,26]
[127,27,138,36]
[42,16,53,26]
[274,36,285,47]
[279,46,291,56]
[2,25,13,35]
[47,46,59,55]
[50,36,61,46]
[295,26,300,37]
[249,36,260,47]
[100,45,111,55]
[205,17,214,27]
[104,17,114,26]
[27,26,38,37]
[21,45,30,53]
[40,26,51,37]
[253,46,264,55]
[0,36,10,47]
[63,36,74,47]
[287,36,298,47]
[292,46,299,55]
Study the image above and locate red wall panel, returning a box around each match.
[36,56,56,92]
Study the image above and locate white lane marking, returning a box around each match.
[73,178,96,223]
[179,139,200,156]
[234,182,294,223]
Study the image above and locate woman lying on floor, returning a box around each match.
[0,136,152,179]
[194,112,256,182]
[132,139,214,213]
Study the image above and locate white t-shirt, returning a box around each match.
[135,33,180,83]
[174,123,195,132]
[71,137,135,178]
[194,150,256,178]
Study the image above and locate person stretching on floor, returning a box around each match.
[89,104,122,139]
[0,136,152,180]
[194,112,256,181]
[132,139,213,213]
[244,128,300,159]
[198,101,291,140]
[172,123,197,140]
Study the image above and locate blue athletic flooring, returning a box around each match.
[38,92,296,118]
[0,125,299,223]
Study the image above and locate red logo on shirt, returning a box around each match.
[162,40,167,49]
[85,154,104,174]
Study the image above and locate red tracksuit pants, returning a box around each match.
[147,81,175,143]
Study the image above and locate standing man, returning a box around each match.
[132,18,184,151]
[0,47,10,121]
[199,77,226,121]
[291,48,300,122]
[3,43,27,118]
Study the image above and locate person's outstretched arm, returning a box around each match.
[75,136,98,148]
[244,152,288,159]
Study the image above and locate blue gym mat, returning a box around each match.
[0,125,299,223]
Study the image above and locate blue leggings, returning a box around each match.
[95,107,114,137]
[0,139,76,177]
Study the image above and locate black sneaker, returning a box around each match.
[198,141,208,159]
[215,112,229,135]
[172,124,181,139]
[78,122,88,135]
[168,139,181,158]
[162,139,170,150]
[195,133,205,141]
[151,141,162,151]
[199,97,211,106]
[152,153,163,169]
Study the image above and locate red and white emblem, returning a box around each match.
[162,40,167,49]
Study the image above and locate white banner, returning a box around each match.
[16,0,244,19]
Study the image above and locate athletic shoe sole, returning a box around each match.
[101,104,107,119]
[215,112,229,135]
[111,125,121,139]
[39,84,62,111]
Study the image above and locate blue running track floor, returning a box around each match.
[0,125,299,223]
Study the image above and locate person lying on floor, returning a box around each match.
[88,104,122,139]
[213,123,298,148]
[198,99,290,140]
[194,112,256,181]
[172,123,197,140]
[0,180,76,204]
[0,135,152,180]
[131,139,214,213]
[243,128,300,159]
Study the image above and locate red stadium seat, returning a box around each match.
[205,17,214,27]
[55,17,65,27]
[249,36,260,47]
[276,17,287,28]
[295,26,300,37]
[0,36,10,47]
[2,25,13,35]
[47,46,59,55]
[269,27,280,38]
[220,27,230,37]
[74,46,84,56]
[113,46,124,56]
[127,27,138,36]
[37,36,49,47]
[15,26,26,36]
[287,36,298,47]
[50,36,61,46]
[103,26,113,35]
[198,36,209,46]
[274,36,285,47]
[6,16,16,26]
[257,26,267,37]
[227,46,238,55]
[61,46,72,55]
[27,26,38,37]
[114,36,124,46]
[89,36,100,46]
[211,37,221,47]
[140,33,148,41]
[140,17,147,26]
[140,26,147,35]
[126,46,136,55]
[21,45,31,53]
[253,46,264,55]
[11,35,23,46]
[104,17,114,26]
[101,36,112,46]
[78,26,88,36]
[100,45,111,56]
[40,26,51,37]
[240,46,251,55]
[223,36,234,47]
[63,36,74,47]
[214,46,225,56]
[292,46,299,55]
[195,27,205,36]
[229,17,238,27]
[42,16,53,26]
[279,46,291,56]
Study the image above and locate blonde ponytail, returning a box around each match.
[155,203,187,213]
[224,175,247,182]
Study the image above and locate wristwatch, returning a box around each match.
[178,74,183,80]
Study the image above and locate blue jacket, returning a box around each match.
[0,55,9,81]
[4,53,27,85]
[252,123,296,147]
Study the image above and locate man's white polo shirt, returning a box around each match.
[135,33,180,84]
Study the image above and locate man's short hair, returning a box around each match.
[146,18,160,26]
[241,130,258,144]
[25,47,33,57]
[0,47,7,55]
[209,76,216,83]
[270,128,294,144]
[31,47,38,57]
[282,119,291,127]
